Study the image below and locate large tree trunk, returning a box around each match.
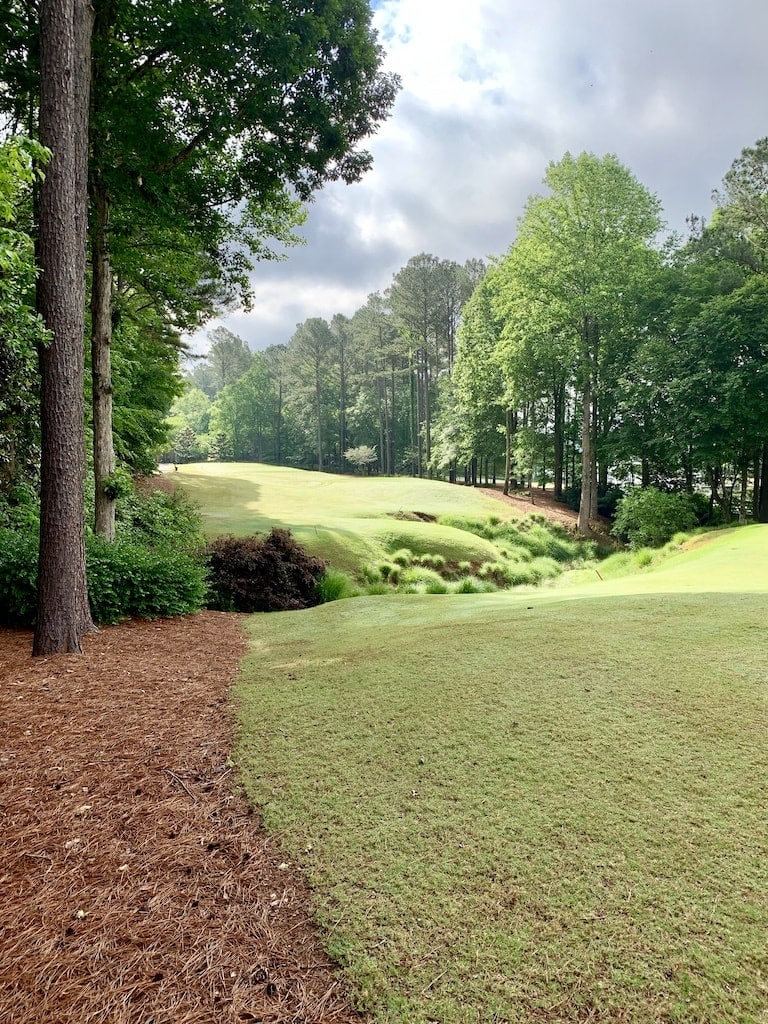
[34,0,96,655]
[90,179,116,539]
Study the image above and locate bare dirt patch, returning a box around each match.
[0,612,361,1024]
[477,485,579,528]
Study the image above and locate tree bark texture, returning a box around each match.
[34,0,96,655]
[90,179,116,539]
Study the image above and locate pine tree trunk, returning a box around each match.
[758,444,768,522]
[315,371,323,472]
[34,0,96,655]
[553,381,565,499]
[338,338,346,471]
[91,180,116,539]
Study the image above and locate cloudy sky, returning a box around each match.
[193,0,768,354]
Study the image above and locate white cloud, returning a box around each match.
[190,0,768,354]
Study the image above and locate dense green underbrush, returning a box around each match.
[438,511,597,563]
[344,513,601,598]
[0,482,208,627]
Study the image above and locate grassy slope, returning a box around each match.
[173,463,512,572]
[234,524,768,1023]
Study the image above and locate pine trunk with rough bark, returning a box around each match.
[90,180,116,539]
[34,0,96,655]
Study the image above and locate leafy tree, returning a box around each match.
[0,136,48,503]
[441,273,506,485]
[350,291,408,475]
[1,0,400,537]
[612,487,696,548]
[209,353,279,461]
[493,153,663,533]
[170,384,212,438]
[286,317,336,471]
[344,444,378,474]
[714,137,768,267]
[387,254,475,475]
[172,425,202,464]
[203,327,254,396]
[673,276,768,520]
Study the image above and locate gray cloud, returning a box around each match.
[193,0,768,354]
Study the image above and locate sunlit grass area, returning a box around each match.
[234,525,768,1022]
[172,463,553,579]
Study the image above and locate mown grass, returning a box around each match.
[234,525,768,1023]
[171,463,595,591]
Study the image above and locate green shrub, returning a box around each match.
[87,535,207,624]
[453,576,482,594]
[436,514,493,539]
[612,488,697,548]
[399,566,446,591]
[117,481,204,552]
[0,525,38,626]
[0,484,39,531]
[205,528,327,612]
[391,548,413,567]
[365,582,389,595]
[635,549,654,568]
[425,579,449,594]
[360,564,381,584]
[477,561,516,587]
[316,569,358,603]
[0,512,208,628]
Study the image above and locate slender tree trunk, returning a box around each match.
[739,462,748,523]
[34,0,96,655]
[503,407,512,495]
[377,368,386,474]
[275,379,283,464]
[338,337,346,471]
[388,358,396,475]
[315,371,323,472]
[577,318,595,536]
[553,381,565,498]
[90,179,116,539]
[759,444,768,522]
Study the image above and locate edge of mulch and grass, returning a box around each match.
[0,611,363,1024]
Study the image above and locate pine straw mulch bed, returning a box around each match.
[0,612,363,1024]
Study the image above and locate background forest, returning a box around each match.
[168,146,768,533]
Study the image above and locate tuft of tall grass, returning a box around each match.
[316,568,359,602]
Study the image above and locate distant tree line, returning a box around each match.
[168,254,484,475]
[170,142,768,533]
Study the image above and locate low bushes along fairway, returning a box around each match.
[234,525,768,1023]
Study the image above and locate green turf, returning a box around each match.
[234,524,768,1022]
[172,462,521,576]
